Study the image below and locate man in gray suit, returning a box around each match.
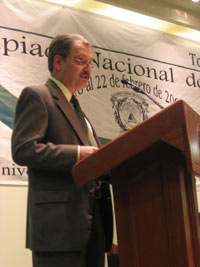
[11,34,113,267]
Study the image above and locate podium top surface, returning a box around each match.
[73,100,200,187]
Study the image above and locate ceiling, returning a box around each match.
[162,0,200,13]
[98,0,200,15]
[42,0,200,42]
[97,0,200,30]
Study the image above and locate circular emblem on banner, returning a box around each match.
[110,91,149,131]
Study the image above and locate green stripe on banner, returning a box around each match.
[0,101,15,129]
[0,85,17,129]
[99,137,111,145]
[0,84,17,112]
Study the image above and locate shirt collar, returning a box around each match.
[50,76,72,102]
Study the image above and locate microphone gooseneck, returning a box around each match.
[121,79,164,110]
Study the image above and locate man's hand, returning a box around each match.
[80,146,98,159]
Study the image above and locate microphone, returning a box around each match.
[121,79,145,94]
[121,79,164,110]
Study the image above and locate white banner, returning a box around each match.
[1,0,200,185]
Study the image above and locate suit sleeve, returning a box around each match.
[11,87,78,173]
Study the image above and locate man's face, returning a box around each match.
[55,40,93,94]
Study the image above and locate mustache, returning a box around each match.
[80,71,90,78]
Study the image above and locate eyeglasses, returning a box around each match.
[74,57,94,68]
[58,54,95,68]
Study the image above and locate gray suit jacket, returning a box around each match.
[11,79,113,252]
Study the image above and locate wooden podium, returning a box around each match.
[72,100,200,267]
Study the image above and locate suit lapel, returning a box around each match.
[46,79,89,145]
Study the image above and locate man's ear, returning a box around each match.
[53,54,63,71]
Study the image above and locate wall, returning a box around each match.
[0,186,32,267]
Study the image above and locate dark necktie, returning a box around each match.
[71,95,95,146]
[71,96,101,191]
